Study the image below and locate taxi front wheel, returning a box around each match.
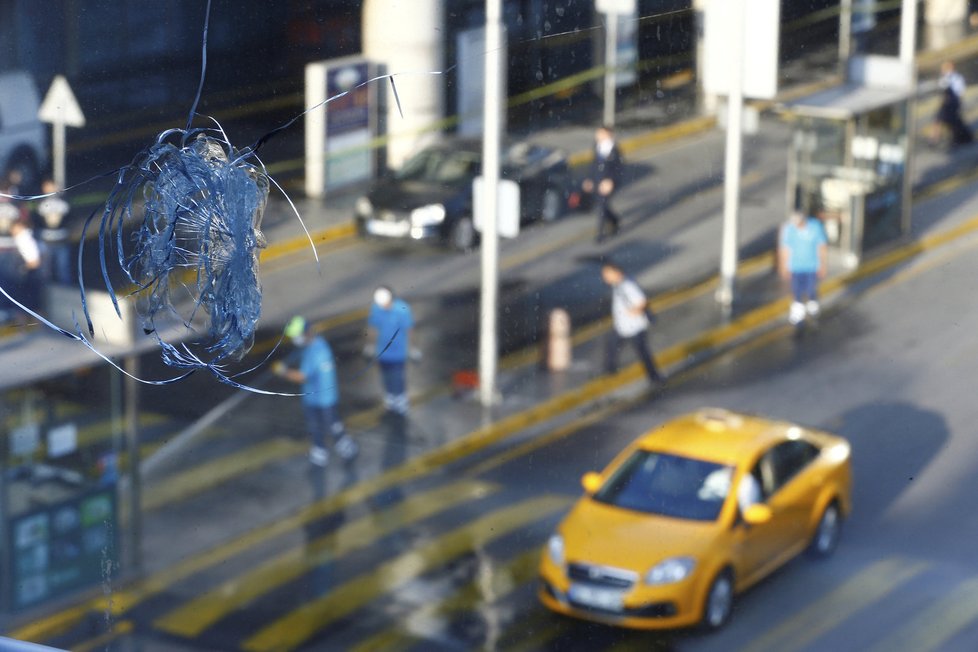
[701,570,734,631]
[808,502,841,558]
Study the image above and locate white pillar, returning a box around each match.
[925,0,967,24]
[924,0,966,49]
[362,0,446,168]
[900,0,919,65]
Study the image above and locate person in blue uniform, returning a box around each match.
[275,316,358,467]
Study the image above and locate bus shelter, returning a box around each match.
[781,57,914,268]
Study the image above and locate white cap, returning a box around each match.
[373,287,393,307]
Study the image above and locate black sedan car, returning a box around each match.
[355,138,570,250]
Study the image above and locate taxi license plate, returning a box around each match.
[568,584,624,612]
[366,219,409,237]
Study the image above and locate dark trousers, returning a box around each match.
[605,329,662,383]
[379,361,409,414]
[595,194,620,240]
[303,404,344,449]
[790,271,818,302]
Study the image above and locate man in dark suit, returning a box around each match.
[582,125,623,242]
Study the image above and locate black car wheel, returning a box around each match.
[701,570,734,631]
[808,502,841,558]
[450,216,476,251]
[540,186,564,222]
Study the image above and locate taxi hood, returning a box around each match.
[561,497,720,571]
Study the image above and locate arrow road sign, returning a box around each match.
[38,75,86,189]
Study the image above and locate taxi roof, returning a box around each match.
[635,408,802,466]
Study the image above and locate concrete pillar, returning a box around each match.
[362,0,445,169]
[925,0,967,50]
[925,0,967,25]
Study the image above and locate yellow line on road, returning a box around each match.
[348,547,541,652]
[742,557,930,652]
[867,574,978,652]
[141,437,306,512]
[16,203,978,646]
[242,495,570,652]
[69,620,133,652]
[154,480,497,638]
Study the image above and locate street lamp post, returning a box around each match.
[479,0,503,407]
[716,0,746,312]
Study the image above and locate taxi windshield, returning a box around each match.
[395,148,480,183]
[593,450,733,521]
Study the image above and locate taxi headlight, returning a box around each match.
[547,534,565,566]
[645,557,695,585]
[410,203,446,226]
[355,197,373,216]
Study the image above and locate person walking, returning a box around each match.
[34,179,73,285]
[935,60,973,148]
[582,126,623,242]
[274,316,358,467]
[601,261,664,386]
[779,211,828,326]
[366,286,415,415]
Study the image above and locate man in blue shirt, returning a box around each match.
[366,286,415,415]
[275,316,358,466]
[779,212,828,326]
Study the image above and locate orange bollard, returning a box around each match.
[546,308,572,371]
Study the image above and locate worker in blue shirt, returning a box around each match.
[779,211,828,326]
[275,316,358,467]
[366,286,416,415]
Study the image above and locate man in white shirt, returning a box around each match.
[601,261,663,386]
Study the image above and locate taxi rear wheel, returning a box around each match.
[808,502,841,558]
[701,570,734,631]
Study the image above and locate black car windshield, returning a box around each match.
[395,148,480,183]
[593,450,734,521]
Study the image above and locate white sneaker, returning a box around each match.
[805,300,820,317]
[309,446,329,467]
[335,435,359,461]
[788,301,806,325]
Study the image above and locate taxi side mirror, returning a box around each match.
[581,472,602,495]
[743,504,773,525]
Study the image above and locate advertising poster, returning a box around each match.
[325,61,372,190]
[8,489,117,610]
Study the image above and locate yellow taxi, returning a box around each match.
[538,408,852,631]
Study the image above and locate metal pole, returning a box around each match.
[479,0,502,407]
[52,121,66,190]
[840,0,853,64]
[899,0,918,65]
[717,0,746,311]
[603,12,618,127]
[124,356,141,572]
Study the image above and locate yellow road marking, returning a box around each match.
[348,547,540,652]
[69,620,133,652]
[242,495,570,652]
[153,480,498,638]
[867,575,978,652]
[75,412,168,449]
[742,557,930,652]
[141,438,306,512]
